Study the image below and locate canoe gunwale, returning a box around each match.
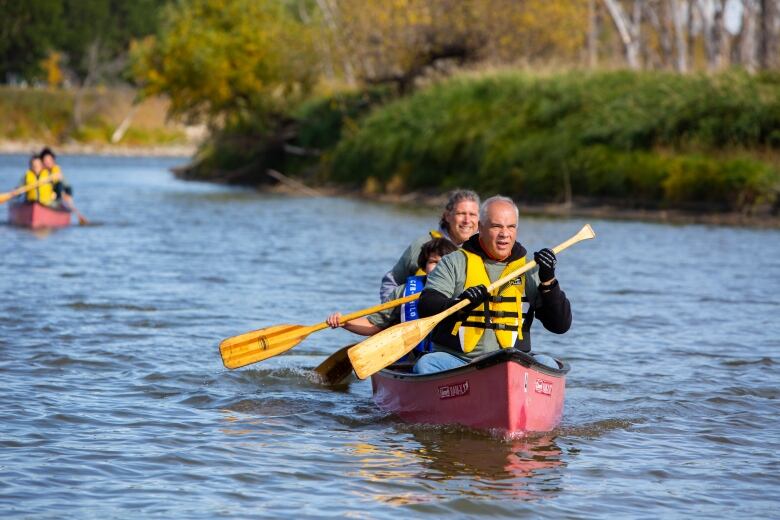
[10,201,71,215]
[378,348,570,383]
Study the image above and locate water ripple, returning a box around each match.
[1,156,779,518]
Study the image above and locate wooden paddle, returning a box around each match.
[313,344,355,385]
[219,292,421,369]
[347,224,597,379]
[0,173,62,204]
[62,194,89,225]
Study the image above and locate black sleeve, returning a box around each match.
[418,288,459,318]
[533,280,572,334]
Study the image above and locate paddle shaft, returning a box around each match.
[0,173,61,204]
[289,292,421,337]
[62,193,89,225]
[404,223,597,326]
[328,292,419,329]
[348,224,596,379]
[219,292,421,369]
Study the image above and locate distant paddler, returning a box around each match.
[379,189,480,302]
[20,154,59,205]
[40,147,88,224]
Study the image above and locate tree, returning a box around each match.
[132,0,317,126]
[0,0,64,82]
[602,0,644,69]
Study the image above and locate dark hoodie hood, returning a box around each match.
[461,233,527,262]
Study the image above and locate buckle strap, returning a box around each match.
[462,321,517,331]
[490,295,528,303]
[466,310,518,318]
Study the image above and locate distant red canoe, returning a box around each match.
[371,349,570,435]
[9,202,72,229]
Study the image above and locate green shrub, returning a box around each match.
[663,156,778,210]
[326,70,780,212]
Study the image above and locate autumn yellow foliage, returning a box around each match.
[131,0,317,126]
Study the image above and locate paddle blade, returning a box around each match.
[219,323,311,369]
[314,344,355,385]
[0,193,12,204]
[348,315,440,379]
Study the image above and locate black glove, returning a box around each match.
[458,284,489,307]
[534,248,557,283]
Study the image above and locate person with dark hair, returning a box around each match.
[40,148,88,224]
[413,195,571,374]
[379,189,480,302]
[39,148,72,203]
[19,154,58,205]
[328,238,459,358]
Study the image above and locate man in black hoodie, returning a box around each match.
[414,195,571,374]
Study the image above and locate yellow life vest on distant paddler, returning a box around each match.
[413,229,444,276]
[24,169,55,205]
[47,165,62,179]
[452,249,527,353]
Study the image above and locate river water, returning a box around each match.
[0,154,778,518]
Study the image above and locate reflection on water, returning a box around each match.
[411,430,565,500]
[345,429,565,506]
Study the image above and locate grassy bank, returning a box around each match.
[327,71,780,214]
[178,70,780,216]
[0,86,193,149]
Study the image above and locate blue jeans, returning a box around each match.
[412,351,559,374]
[531,353,559,369]
[412,352,467,374]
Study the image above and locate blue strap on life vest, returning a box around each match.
[402,275,433,355]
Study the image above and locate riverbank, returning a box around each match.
[0,86,203,157]
[182,71,780,219]
[373,193,780,229]
[264,181,780,229]
[0,140,196,158]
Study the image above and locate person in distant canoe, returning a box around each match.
[327,238,459,357]
[379,189,480,302]
[40,148,73,207]
[20,154,58,206]
[414,195,571,374]
[40,147,89,224]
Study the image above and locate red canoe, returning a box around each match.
[9,202,72,229]
[371,349,570,435]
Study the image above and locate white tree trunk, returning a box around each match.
[602,0,643,69]
[670,0,690,72]
[697,0,727,70]
[111,105,139,144]
[741,0,760,71]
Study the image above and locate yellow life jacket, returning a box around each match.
[451,249,527,353]
[23,169,55,205]
[48,165,62,179]
[413,229,445,276]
